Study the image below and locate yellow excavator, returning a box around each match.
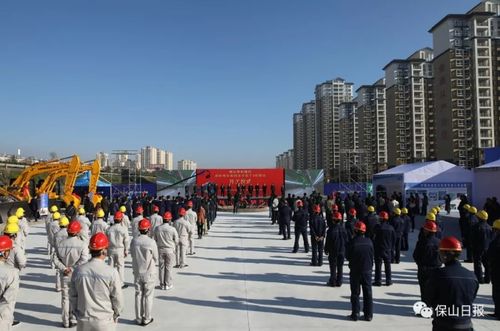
[0,155,102,207]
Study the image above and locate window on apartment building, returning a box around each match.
[456,59,464,66]
[456,69,464,77]
[458,140,465,148]
[457,79,464,86]
[457,119,465,127]
[457,109,464,117]
[457,99,464,107]
[455,49,464,56]
[458,130,465,137]
[459,150,466,157]
[457,89,464,97]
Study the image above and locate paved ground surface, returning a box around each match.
[14,211,498,330]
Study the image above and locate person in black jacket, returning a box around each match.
[487,220,500,320]
[347,221,374,321]
[345,208,357,239]
[325,212,348,287]
[425,236,479,331]
[390,208,404,264]
[309,204,326,266]
[278,201,292,240]
[413,220,441,301]
[364,206,379,241]
[373,211,395,286]
[292,200,309,253]
[401,207,411,251]
[472,210,493,283]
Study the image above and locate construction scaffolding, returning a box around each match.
[339,148,370,193]
[110,150,142,198]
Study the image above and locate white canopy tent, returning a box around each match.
[473,158,500,207]
[372,161,473,206]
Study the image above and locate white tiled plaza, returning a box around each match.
[14,212,498,330]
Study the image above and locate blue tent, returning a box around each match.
[74,172,111,187]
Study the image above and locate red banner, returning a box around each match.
[196,168,284,195]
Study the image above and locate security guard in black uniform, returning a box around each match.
[309,204,326,266]
[325,211,349,287]
[472,210,492,283]
[425,236,478,331]
[292,200,309,253]
[465,206,479,262]
[364,206,378,241]
[390,208,404,264]
[487,219,500,320]
[373,211,395,286]
[413,220,441,301]
[347,221,374,321]
[401,207,412,251]
[345,208,357,239]
[278,201,292,240]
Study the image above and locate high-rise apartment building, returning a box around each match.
[141,146,173,170]
[276,149,294,169]
[384,48,434,167]
[293,112,305,170]
[430,0,499,167]
[178,159,197,170]
[96,152,110,169]
[302,101,317,169]
[355,78,388,177]
[315,78,353,179]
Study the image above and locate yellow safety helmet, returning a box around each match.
[59,216,70,227]
[50,205,58,213]
[4,223,19,234]
[401,207,408,214]
[430,208,438,215]
[7,216,18,224]
[493,219,500,230]
[78,208,85,215]
[367,206,375,212]
[15,207,25,218]
[53,212,61,220]
[469,206,477,214]
[393,208,401,216]
[426,212,436,222]
[119,206,127,213]
[476,210,488,221]
[434,206,441,211]
[96,209,105,218]
[463,204,471,211]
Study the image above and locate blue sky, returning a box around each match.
[0,0,475,167]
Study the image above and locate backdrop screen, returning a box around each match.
[196,169,284,194]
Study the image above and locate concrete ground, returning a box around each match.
[14,211,498,330]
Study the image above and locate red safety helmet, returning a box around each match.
[163,212,172,220]
[332,204,339,211]
[67,221,82,235]
[354,221,366,233]
[89,232,109,251]
[135,206,144,214]
[313,205,321,213]
[0,235,13,252]
[349,208,357,216]
[423,220,437,233]
[179,208,186,216]
[333,212,343,220]
[186,201,193,207]
[114,211,123,222]
[439,236,462,252]
[379,211,389,220]
[138,218,151,231]
[296,200,304,208]
[153,205,159,212]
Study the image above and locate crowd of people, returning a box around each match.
[0,193,218,330]
[270,191,500,329]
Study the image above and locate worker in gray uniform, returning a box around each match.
[15,208,29,251]
[107,211,130,289]
[154,212,179,290]
[70,232,123,331]
[185,201,197,255]
[174,208,192,268]
[0,235,20,331]
[132,206,144,239]
[4,223,27,272]
[53,221,89,328]
[76,208,91,244]
[90,209,109,236]
[119,206,130,230]
[54,216,70,249]
[130,219,158,326]
[149,205,163,238]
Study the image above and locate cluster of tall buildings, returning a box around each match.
[278,0,500,183]
[97,146,174,171]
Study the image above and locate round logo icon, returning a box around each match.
[413,301,427,315]
[421,307,434,319]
